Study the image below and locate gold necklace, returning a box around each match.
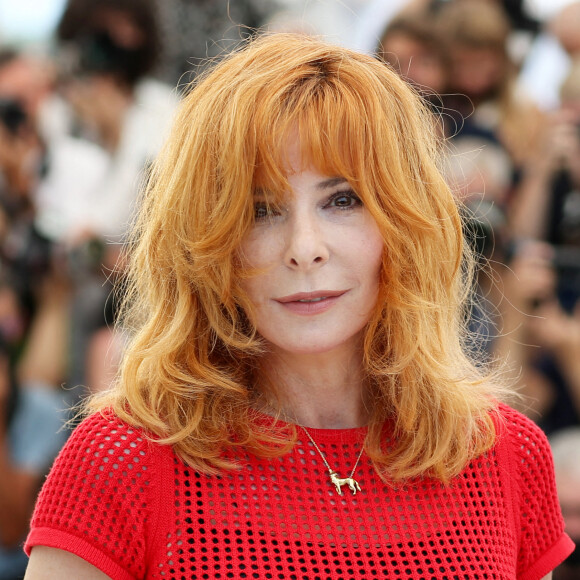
[300,426,364,496]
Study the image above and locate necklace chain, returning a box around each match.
[299,425,364,496]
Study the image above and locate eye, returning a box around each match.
[253,201,282,221]
[254,202,269,220]
[327,190,362,210]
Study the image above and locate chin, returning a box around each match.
[264,331,364,357]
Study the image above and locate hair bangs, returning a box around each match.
[253,79,390,221]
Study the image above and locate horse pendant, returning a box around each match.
[329,471,361,495]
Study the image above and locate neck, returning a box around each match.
[256,345,369,429]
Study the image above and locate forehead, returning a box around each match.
[254,162,348,203]
[253,122,358,200]
[283,129,303,175]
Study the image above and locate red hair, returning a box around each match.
[90,33,508,481]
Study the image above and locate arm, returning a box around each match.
[25,546,110,580]
[527,299,580,415]
[16,273,70,388]
[0,359,43,546]
[509,110,580,241]
[0,429,41,546]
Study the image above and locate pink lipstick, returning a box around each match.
[274,290,346,315]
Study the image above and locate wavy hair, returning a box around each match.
[90,32,508,482]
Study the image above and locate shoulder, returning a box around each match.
[494,402,552,454]
[59,409,169,469]
[491,402,559,498]
[26,410,175,579]
[32,409,175,519]
[490,406,575,576]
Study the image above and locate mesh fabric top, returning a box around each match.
[26,403,573,579]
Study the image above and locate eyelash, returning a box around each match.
[253,190,362,221]
[253,202,281,221]
[325,190,362,210]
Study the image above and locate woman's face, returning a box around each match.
[238,138,384,357]
[448,47,504,99]
[380,33,446,94]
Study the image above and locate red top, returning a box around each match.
[26,403,574,579]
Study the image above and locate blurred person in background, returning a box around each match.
[55,0,178,241]
[354,0,539,56]
[0,46,71,146]
[375,8,448,111]
[0,47,110,262]
[0,275,67,580]
[354,0,431,53]
[519,1,580,111]
[511,58,580,243]
[489,239,580,432]
[54,0,180,396]
[0,46,112,399]
[550,427,580,579]
[498,59,580,433]
[438,0,545,170]
[444,125,515,358]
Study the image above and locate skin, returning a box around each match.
[0,355,42,547]
[25,547,110,579]
[0,56,55,123]
[239,137,384,429]
[379,32,446,94]
[448,46,505,103]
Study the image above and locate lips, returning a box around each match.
[274,290,346,315]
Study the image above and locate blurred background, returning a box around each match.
[0,0,575,47]
[0,0,579,578]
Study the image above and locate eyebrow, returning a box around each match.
[254,177,349,197]
[316,177,349,190]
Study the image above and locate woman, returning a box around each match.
[24,33,573,579]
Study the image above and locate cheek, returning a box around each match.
[237,239,279,309]
[359,224,385,283]
[239,274,269,309]
[238,228,282,270]
[237,238,265,311]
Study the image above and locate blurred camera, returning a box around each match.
[0,98,27,135]
[552,245,580,312]
[61,30,146,86]
[67,237,106,278]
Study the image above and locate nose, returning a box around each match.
[284,215,329,270]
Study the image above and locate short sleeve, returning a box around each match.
[25,411,162,580]
[501,405,575,579]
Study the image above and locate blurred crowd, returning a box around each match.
[0,0,579,577]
